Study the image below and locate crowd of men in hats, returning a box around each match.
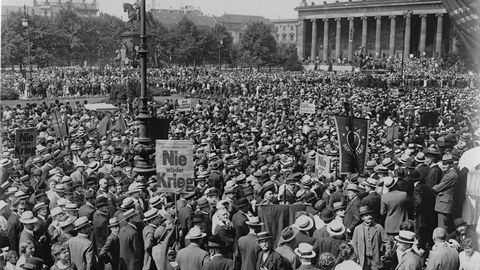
[0,67,480,270]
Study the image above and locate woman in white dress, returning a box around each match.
[459,238,480,270]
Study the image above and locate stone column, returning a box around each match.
[361,16,367,48]
[389,16,396,57]
[419,14,427,56]
[404,13,411,58]
[375,16,381,57]
[335,18,341,60]
[347,17,354,62]
[435,14,443,57]
[297,20,306,59]
[310,19,317,61]
[323,18,329,61]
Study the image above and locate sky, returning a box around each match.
[2,0,307,20]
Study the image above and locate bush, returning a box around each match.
[1,87,19,100]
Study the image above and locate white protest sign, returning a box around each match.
[315,153,331,177]
[178,99,192,112]
[156,140,195,192]
[15,128,37,158]
[299,102,316,114]
[391,88,399,98]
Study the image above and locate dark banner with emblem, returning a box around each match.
[334,116,369,174]
[442,0,480,66]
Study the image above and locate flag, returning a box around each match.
[115,115,127,135]
[442,0,480,66]
[149,118,171,142]
[51,111,67,138]
[98,114,112,138]
[334,116,369,174]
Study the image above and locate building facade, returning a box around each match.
[272,19,298,44]
[296,0,454,62]
[217,14,270,43]
[2,0,98,18]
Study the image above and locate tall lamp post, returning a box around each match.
[22,5,31,80]
[218,38,223,71]
[400,10,411,89]
[133,0,155,178]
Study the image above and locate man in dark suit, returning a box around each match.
[411,170,435,251]
[92,197,110,270]
[203,236,234,270]
[360,178,382,225]
[291,215,315,249]
[178,193,195,246]
[231,198,249,243]
[256,232,289,270]
[78,190,96,221]
[100,218,120,270]
[424,148,443,190]
[380,177,409,235]
[236,216,262,270]
[67,216,95,270]
[344,184,361,236]
[433,155,457,232]
[176,227,209,270]
[118,209,143,270]
[316,220,346,258]
[7,199,23,253]
[447,218,479,252]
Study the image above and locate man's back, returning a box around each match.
[68,234,93,270]
[381,190,409,234]
[426,242,459,270]
[176,243,209,270]
[237,233,260,270]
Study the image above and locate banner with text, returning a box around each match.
[156,140,194,192]
[178,99,192,112]
[15,128,37,158]
[334,116,369,174]
[299,102,316,114]
[315,153,332,177]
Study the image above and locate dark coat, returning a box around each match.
[351,222,391,270]
[425,164,443,190]
[256,250,290,270]
[291,231,315,250]
[344,196,361,232]
[92,211,109,256]
[237,233,260,270]
[7,212,22,253]
[67,233,95,270]
[394,250,422,270]
[118,223,143,270]
[231,210,249,243]
[413,182,435,249]
[202,255,234,270]
[99,232,120,270]
[176,243,209,270]
[380,190,409,234]
[433,168,457,214]
[78,203,96,221]
[316,235,346,258]
[360,191,382,224]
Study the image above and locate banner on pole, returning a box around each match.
[156,140,194,192]
[178,99,192,112]
[315,154,332,177]
[334,116,369,174]
[386,125,399,141]
[15,128,37,158]
[299,102,316,114]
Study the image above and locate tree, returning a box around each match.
[239,22,277,69]
[170,17,199,65]
[276,43,303,71]
[1,10,29,70]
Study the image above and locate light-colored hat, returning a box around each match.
[122,208,138,221]
[294,215,314,231]
[143,209,160,222]
[245,216,264,227]
[326,220,346,236]
[382,177,397,189]
[108,217,120,227]
[394,230,416,244]
[19,211,38,224]
[294,243,316,258]
[74,161,87,168]
[185,226,206,239]
[51,207,63,217]
[74,216,91,230]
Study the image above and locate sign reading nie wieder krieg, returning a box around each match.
[315,153,332,177]
[15,128,37,158]
[156,140,194,192]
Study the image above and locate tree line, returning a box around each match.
[1,8,302,70]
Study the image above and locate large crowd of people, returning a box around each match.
[0,64,480,270]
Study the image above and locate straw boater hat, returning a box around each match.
[185,226,207,240]
[108,217,120,227]
[19,211,38,224]
[294,215,314,231]
[383,177,397,189]
[294,243,316,259]
[256,231,273,241]
[363,178,377,189]
[326,220,346,236]
[122,209,138,221]
[74,216,91,230]
[245,216,264,227]
[143,209,160,222]
[394,230,416,244]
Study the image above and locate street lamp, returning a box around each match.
[218,38,223,71]
[22,5,31,80]
[133,0,155,177]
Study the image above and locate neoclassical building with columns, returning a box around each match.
[295,0,455,62]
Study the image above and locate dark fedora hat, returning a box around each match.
[359,206,373,216]
[454,218,467,228]
[237,198,249,208]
